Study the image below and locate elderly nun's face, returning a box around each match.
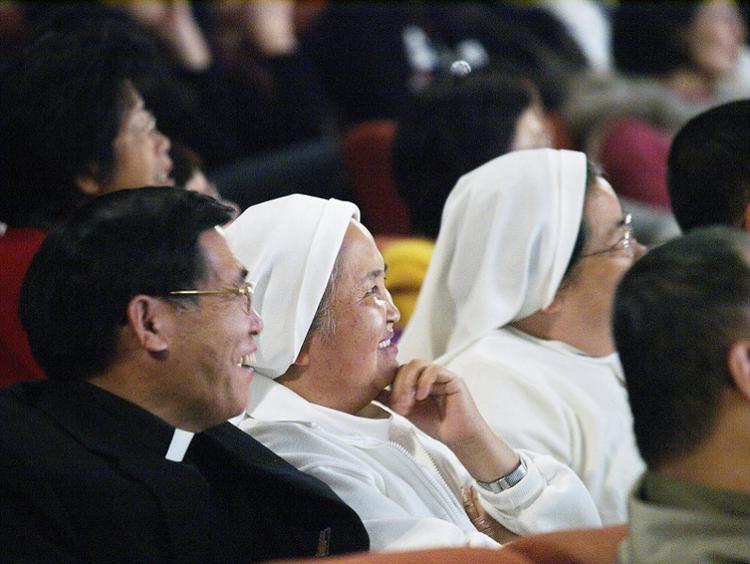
[303,220,401,414]
[561,177,646,332]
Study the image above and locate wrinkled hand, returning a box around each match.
[377,359,521,482]
[376,359,485,447]
[461,487,519,544]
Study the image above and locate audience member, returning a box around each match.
[565,1,746,213]
[226,195,601,550]
[386,72,549,327]
[667,99,750,232]
[613,226,750,562]
[171,142,241,218]
[19,2,326,170]
[399,149,646,524]
[0,188,369,560]
[9,3,348,214]
[0,21,174,386]
[302,3,584,129]
[392,73,549,240]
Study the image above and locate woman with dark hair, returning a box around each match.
[392,73,549,240]
[0,21,174,386]
[564,0,747,218]
[386,73,550,326]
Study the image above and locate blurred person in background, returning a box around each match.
[564,0,747,242]
[386,72,550,327]
[302,3,586,128]
[0,20,174,386]
[392,72,550,241]
[171,142,241,219]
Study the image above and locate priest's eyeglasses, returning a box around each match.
[581,213,634,258]
[169,281,255,314]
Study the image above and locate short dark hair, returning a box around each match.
[20,188,234,382]
[613,226,750,467]
[0,18,157,228]
[612,2,699,76]
[668,100,750,232]
[391,73,534,239]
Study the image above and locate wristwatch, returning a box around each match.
[476,458,528,493]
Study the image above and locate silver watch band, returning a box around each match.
[476,458,528,493]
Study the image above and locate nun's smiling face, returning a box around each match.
[289,220,401,414]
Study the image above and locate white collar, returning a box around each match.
[503,326,625,384]
[164,428,195,462]
[245,375,393,443]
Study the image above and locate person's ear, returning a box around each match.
[125,295,171,354]
[727,340,750,402]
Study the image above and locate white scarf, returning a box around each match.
[225,194,360,379]
[398,149,586,362]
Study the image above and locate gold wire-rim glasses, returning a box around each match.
[168,281,255,314]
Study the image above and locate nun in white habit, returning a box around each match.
[398,148,646,524]
[225,194,600,552]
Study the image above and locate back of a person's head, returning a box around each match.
[392,73,533,238]
[668,100,750,232]
[0,15,157,228]
[613,226,750,468]
[20,187,233,382]
[612,2,698,76]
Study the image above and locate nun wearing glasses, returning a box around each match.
[399,148,647,525]
[226,193,600,552]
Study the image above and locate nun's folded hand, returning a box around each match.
[376,359,487,447]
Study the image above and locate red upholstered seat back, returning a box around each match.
[342,120,411,236]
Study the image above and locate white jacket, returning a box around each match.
[240,375,601,551]
[446,327,645,524]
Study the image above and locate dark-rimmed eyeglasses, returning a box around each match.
[581,213,634,258]
[169,281,255,314]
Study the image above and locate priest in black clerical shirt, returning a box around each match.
[0,188,368,562]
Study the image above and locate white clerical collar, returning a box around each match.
[248,374,393,442]
[165,428,195,462]
[227,412,245,427]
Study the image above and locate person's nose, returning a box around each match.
[385,288,401,325]
[248,307,263,336]
[154,129,170,153]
